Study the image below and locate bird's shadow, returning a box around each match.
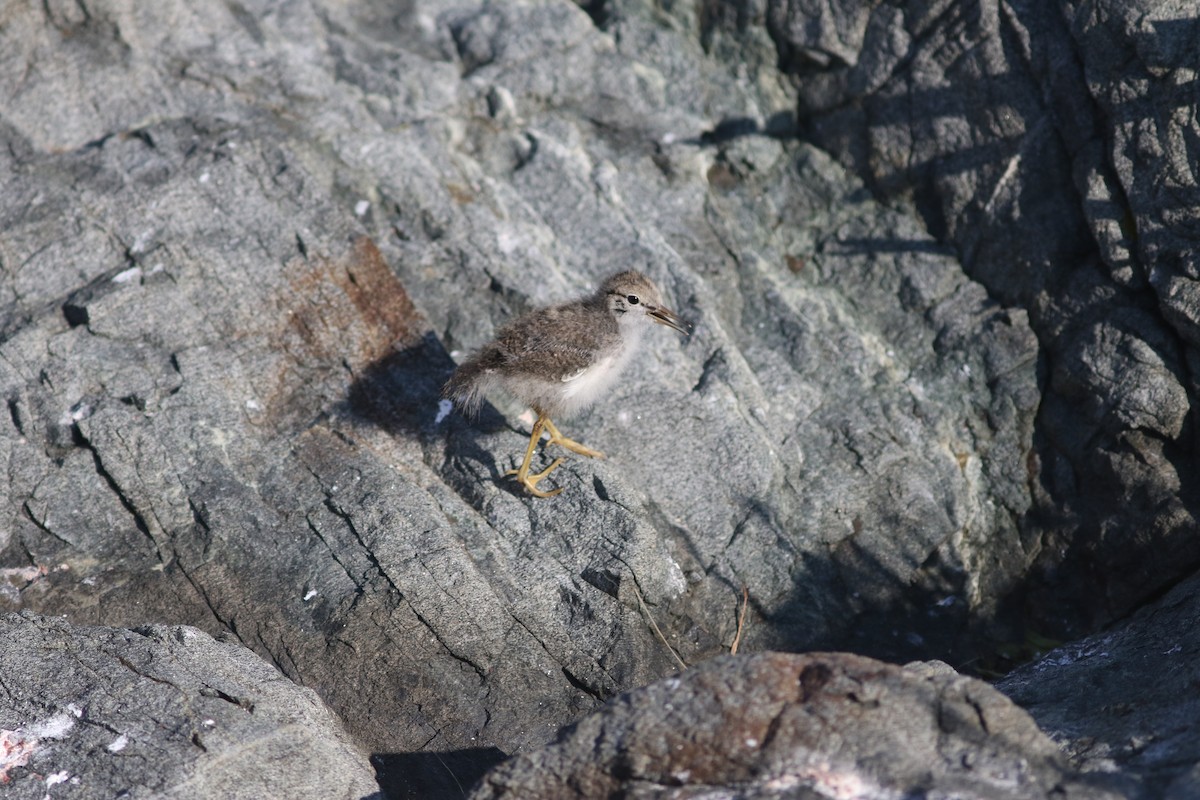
[342,332,513,487]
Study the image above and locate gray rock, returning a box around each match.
[0,612,377,799]
[746,0,1200,636]
[999,572,1200,800]
[0,0,1042,768]
[471,651,1125,800]
[1166,765,1200,800]
[0,0,1190,796]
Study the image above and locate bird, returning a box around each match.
[443,270,690,497]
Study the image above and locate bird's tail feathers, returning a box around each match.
[442,359,489,417]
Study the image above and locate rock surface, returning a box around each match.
[999,571,1200,800]
[471,651,1124,800]
[760,0,1200,637]
[0,0,1195,797]
[0,612,377,799]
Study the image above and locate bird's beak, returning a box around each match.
[649,306,691,336]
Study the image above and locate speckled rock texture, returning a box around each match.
[470,651,1124,800]
[758,0,1200,637]
[0,612,377,799]
[0,0,1196,797]
[999,571,1200,800]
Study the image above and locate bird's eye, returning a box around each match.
[626,295,640,305]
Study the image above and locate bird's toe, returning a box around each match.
[507,457,565,497]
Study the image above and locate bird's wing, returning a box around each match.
[495,306,618,381]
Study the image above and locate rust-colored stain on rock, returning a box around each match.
[335,237,425,359]
[279,237,423,367]
[265,237,426,427]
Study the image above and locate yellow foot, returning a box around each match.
[505,458,565,497]
[543,419,604,459]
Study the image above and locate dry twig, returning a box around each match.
[630,580,687,671]
[730,585,749,655]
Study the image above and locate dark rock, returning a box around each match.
[738,0,1200,641]
[999,572,1200,800]
[0,612,377,798]
[471,651,1125,800]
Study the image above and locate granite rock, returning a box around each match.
[471,651,1124,800]
[0,0,1193,797]
[999,572,1200,800]
[0,612,377,799]
[747,0,1200,637]
[0,0,1040,767]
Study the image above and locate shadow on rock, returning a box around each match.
[759,523,1012,676]
[343,332,510,497]
[371,747,507,800]
[344,332,505,439]
[345,332,458,439]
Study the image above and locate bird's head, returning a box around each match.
[600,271,690,336]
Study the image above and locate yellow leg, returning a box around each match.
[543,418,604,459]
[505,414,566,497]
